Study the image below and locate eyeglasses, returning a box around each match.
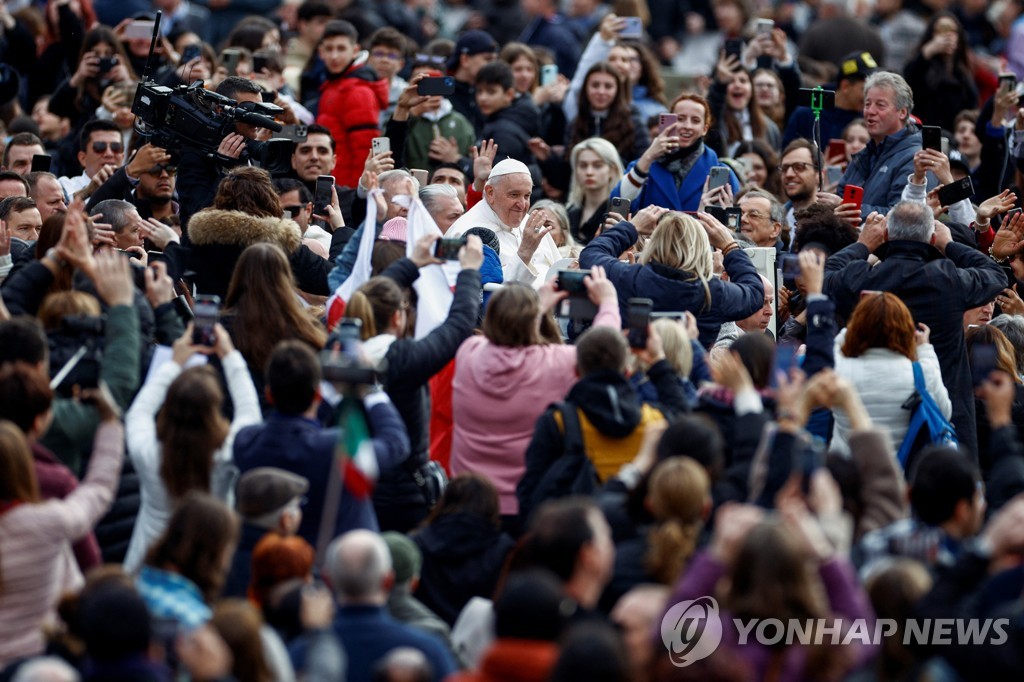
[143,163,177,176]
[370,50,403,61]
[777,162,814,174]
[743,209,771,220]
[414,53,446,65]
[92,141,124,154]
[282,204,306,215]
[754,82,779,89]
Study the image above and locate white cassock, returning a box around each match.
[446,196,561,287]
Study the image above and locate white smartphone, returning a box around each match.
[371,137,390,155]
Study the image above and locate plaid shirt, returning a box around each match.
[137,566,211,630]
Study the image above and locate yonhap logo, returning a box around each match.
[660,596,723,667]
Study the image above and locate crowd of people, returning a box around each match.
[3,0,1024,680]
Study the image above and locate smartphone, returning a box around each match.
[842,184,864,211]
[798,87,835,110]
[261,89,276,103]
[971,343,998,387]
[704,205,728,224]
[221,49,242,77]
[999,73,1017,95]
[434,237,467,260]
[755,18,774,36]
[658,113,678,134]
[825,165,843,186]
[725,207,741,231]
[627,298,653,349]
[609,196,631,216]
[922,125,942,152]
[827,139,847,160]
[278,123,308,141]
[371,136,391,156]
[31,154,52,173]
[781,253,801,279]
[540,64,558,87]
[619,17,643,39]
[724,38,744,62]
[556,269,590,294]
[936,176,974,206]
[417,76,456,96]
[181,43,202,65]
[97,56,118,74]
[192,295,221,346]
[708,166,731,191]
[313,175,334,216]
[411,168,429,186]
[252,54,268,74]
[124,20,155,40]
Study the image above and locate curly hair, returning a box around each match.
[792,203,859,255]
[213,166,282,218]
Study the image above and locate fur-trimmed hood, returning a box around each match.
[187,209,303,253]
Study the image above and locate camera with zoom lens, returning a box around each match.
[49,315,106,398]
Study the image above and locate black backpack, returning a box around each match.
[523,402,600,516]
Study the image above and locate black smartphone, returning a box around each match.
[261,89,276,103]
[798,87,835,110]
[31,154,52,173]
[221,49,242,77]
[708,166,731,191]
[936,176,974,206]
[313,175,334,216]
[704,205,728,224]
[252,54,268,73]
[97,56,118,74]
[922,126,942,152]
[971,343,998,387]
[556,269,590,294]
[724,38,744,63]
[627,298,653,350]
[417,76,456,96]
[781,253,801,279]
[772,342,797,390]
[192,295,221,346]
[434,237,466,260]
[181,43,202,64]
[609,196,631,216]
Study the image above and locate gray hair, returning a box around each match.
[90,199,138,234]
[325,530,393,603]
[741,189,784,224]
[864,71,914,117]
[379,169,420,195]
[419,183,459,215]
[886,200,934,242]
[11,658,80,682]
[991,314,1024,373]
[529,199,570,235]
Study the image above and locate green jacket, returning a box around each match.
[42,304,141,475]
[404,110,476,173]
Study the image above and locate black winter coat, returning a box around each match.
[824,239,1006,460]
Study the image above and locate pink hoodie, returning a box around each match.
[449,300,621,515]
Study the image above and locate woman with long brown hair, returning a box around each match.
[833,292,950,455]
[221,242,327,406]
[568,62,649,166]
[123,322,261,573]
[708,53,781,157]
[49,25,137,131]
[0,388,124,667]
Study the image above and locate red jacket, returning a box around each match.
[316,56,389,187]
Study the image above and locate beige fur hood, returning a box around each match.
[187,209,303,253]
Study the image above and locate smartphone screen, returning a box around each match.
[781,254,801,279]
[192,295,221,346]
[181,44,202,64]
[557,269,590,294]
[313,175,334,216]
[540,64,558,87]
[31,154,52,173]
[627,298,653,349]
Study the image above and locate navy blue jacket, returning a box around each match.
[232,401,410,547]
[579,220,765,348]
[518,14,582,79]
[836,125,926,218]
[823,239,1006,460]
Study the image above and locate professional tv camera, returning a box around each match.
[129,12,294,174]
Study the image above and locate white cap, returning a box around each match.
[488,158,531,180]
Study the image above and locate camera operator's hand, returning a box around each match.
[70,50,101,88]
[144,261,176,308]
[411,234,442,268]
[217,132,247,160]
[92,248,135,307]
[127,144,171,179]
[460,234,484,270]
[76,164,116,201]
[140,218,179,250]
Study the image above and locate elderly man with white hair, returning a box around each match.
[446,158,561,285]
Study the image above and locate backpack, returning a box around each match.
[524,402,600,515]
[896,362,958,469]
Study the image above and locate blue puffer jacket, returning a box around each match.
[579,220,765,349]
[837,124,928,218]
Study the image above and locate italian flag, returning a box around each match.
[336,397,378,498]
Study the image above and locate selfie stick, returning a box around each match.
[809,86,826,191]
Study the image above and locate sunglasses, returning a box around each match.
[282,204,306,215]
[92,141,124,154]
[143,163,177,176]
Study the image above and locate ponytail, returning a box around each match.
[646,517,702,585]
[346,277,405,339]
[345,290,378,340]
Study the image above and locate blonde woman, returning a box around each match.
[579,208,765,348]
[632,317,699,407]
[567,137,625,244]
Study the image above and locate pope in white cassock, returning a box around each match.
[445,158,562,286]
